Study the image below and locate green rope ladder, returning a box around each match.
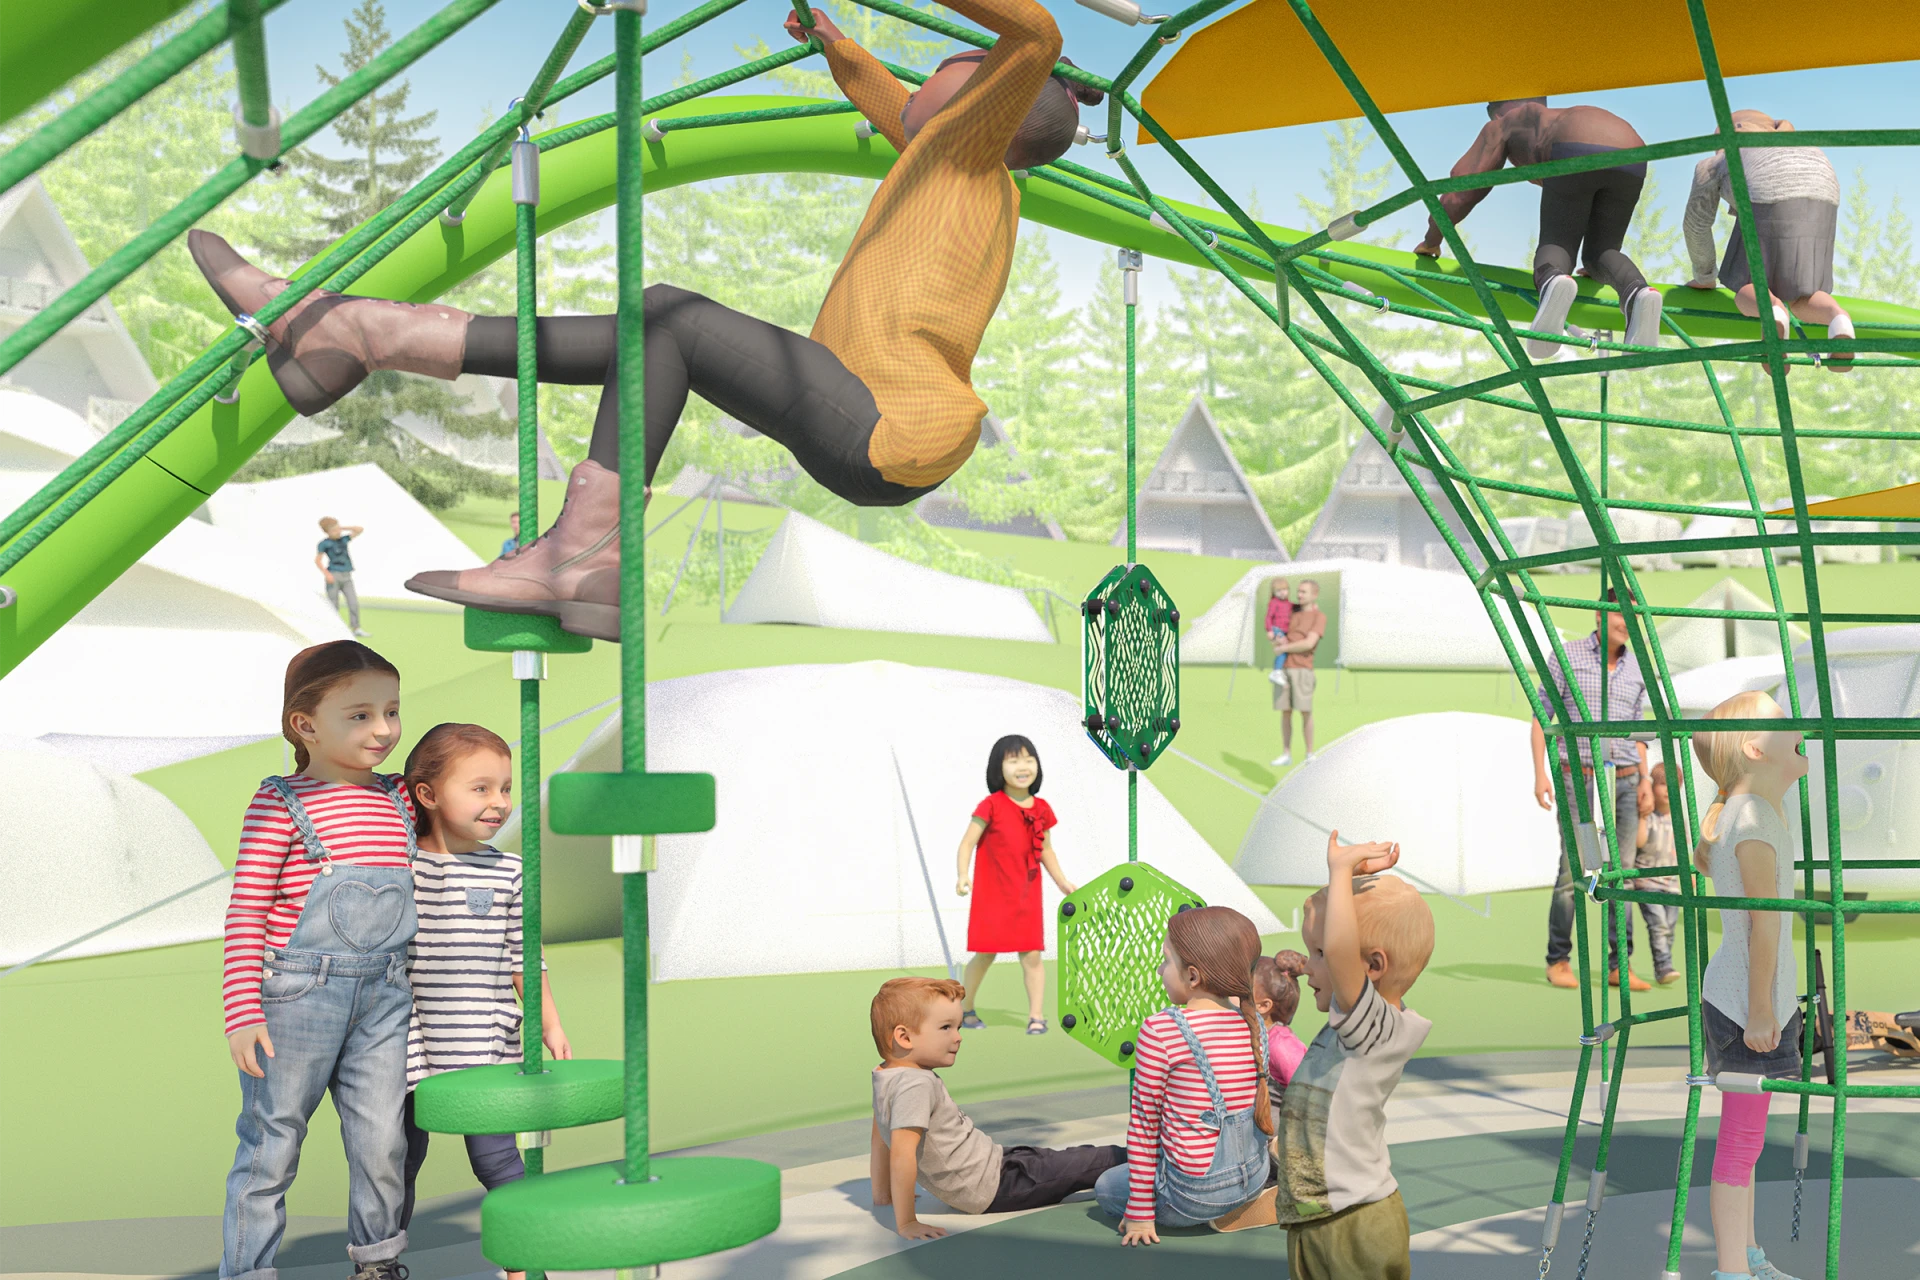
[1,0,1916,1273]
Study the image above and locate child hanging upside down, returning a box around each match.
[1414,98,1663,355]
[187,0,1101,641]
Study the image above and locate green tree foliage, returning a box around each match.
[0,1,315,381]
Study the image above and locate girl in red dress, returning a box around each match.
[954,734,1078,1034]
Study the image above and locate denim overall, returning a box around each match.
[222,776,417,1280]
[1095,1007,1274,1226]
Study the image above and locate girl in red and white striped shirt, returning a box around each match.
[219,641,418,1280]
[1092,905,1274,1244]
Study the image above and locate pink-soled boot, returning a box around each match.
[407,460,622,617]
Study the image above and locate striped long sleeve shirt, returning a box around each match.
[221,776,415,1035]
[1122,1006,1264,1221]
[405,846,530,1087]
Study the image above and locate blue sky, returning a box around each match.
[261,0,1920,317]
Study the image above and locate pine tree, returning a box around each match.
[279,0,440,260]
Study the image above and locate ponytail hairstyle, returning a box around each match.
[403,722,512,837]
[1165,905,1273,1135]
[281,640,400,773]
[1691,689,1785,871]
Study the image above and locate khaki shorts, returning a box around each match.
[1271,666,1317,712]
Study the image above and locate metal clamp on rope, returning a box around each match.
[1794,1132,1809,1169]
[231,101,284,162]
[511,138,540,207]
[1715,1072,1767,1094]
[579,0,645,13]
[1327,210,1364,242]
[512,651,547,681]
[234,313,272,347]
[515,1130,552,1150]
[854,120,877,140]
[613,834,657,874]
[1073,123,1107,147]
[642,118,666,143]
[1584,1169,1607,1210]
[1117,247,1143,306]
[1149,210,1215,246]
[1340,280,1388,312]
[0,585,16,609]
[1574,821,1604,873]
[1684,1073,1714,1088]
[1584,868,1605,900]
[215,314,273,404]
[1578,1024,1616,1046]
[1074,0,1171,24]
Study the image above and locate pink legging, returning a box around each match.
[1713,1091,1773,1187]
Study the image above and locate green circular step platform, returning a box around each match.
[412,1058,624,1134]
[481,1155,781,1270]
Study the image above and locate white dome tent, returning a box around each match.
[0,739,228,970]
[507,662,1283,978]
[722,512,1052,643]
[1234,712,1562,899]
[1653,576,1807,674]
[205,462,483,604]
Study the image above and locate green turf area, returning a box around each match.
[6,519,1914,1229]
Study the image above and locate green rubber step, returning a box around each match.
[463,607,594,655]
[549,770,716,835]
[481,1155,780,1269]
[412,1059,623,1134]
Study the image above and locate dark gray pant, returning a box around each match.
[1546,767,1639,970]
[398,1091,523,1230]
[984,1143,1127,1214]
[1535,143,1649,305]
[462,285,935,507]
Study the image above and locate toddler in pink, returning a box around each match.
[1254,950,1309,1090]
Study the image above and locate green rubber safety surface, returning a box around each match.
[412,1058,625,1134]
[1081,564,1180,771]
[463,607,594,655]
[549,770,717,835]
[1058,862,1204,1068]
[480,1155,780,1269]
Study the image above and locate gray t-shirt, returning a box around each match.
[872,1066,1003,1214]
[1274,979,1431,1225]
[1700,793,1798,1029]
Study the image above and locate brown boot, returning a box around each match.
[407,460,620,615]
[1545,961,1578,989]
[556,485,652,641]
[188,229,469,416]
[1610,968,1652,993]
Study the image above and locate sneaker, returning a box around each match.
[352,628,371,637]
[1545,961,1579,989]
[961,1010,985,1030]
[1656,967,1681,986]
[1267,669,1287,686]
[1610,968,1652,993]
[347,1263,409,1280]
[1210,1185,1278,1232]
[1624,286,1664,348]
[1748,1245,1802,1280]
[1270,752,1292,768]
[1525,273,1578,358]
[1303,752,1318,763]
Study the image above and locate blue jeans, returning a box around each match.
[1093,1010,1271,1226]
[221,821,417,1280]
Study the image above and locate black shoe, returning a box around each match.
[348,1263,409,1280]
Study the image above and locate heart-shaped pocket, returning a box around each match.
[328,881,408,952]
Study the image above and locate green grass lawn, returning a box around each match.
[5,514,1914,1228]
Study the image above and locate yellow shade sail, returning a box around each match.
[1140,0,1920,143]
[1769,484,1920,519]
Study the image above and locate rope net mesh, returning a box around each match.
[4,0,1919,1273]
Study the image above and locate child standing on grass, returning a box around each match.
[399,724,573,1280]
[868,976,1125,1238]
[219,641,415,1280]
[317,516,369,637]
[1253,950,1310,1095]
[1693,691,1808,1280]
[955,735,1077,1034]
[1093,906,1274,1243]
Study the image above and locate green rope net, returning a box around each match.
[4,0,1919,1274]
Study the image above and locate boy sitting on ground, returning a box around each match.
[1212,834,1434,1280]
[869,977,1125,1239]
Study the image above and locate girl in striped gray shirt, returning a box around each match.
[398,724,572,1279]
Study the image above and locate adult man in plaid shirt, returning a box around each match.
[1529,588,1655,991]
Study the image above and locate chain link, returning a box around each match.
[1574,1205,1600,1280]
[1791,1166,1803,1242]
[1537,1244,1554,1279]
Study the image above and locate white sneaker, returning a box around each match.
[1267,669,1286,686]
[352,628,371,637]
[1270,752,1292,767]
[1525,274,1578,358]
[1304,752,1318,763]
[1624,286,1664,347]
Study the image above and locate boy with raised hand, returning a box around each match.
[869,977,1123,1239]
[316,516,368,637]
[1214,832,1434,1278]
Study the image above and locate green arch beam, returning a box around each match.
[3,95,1914,674]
